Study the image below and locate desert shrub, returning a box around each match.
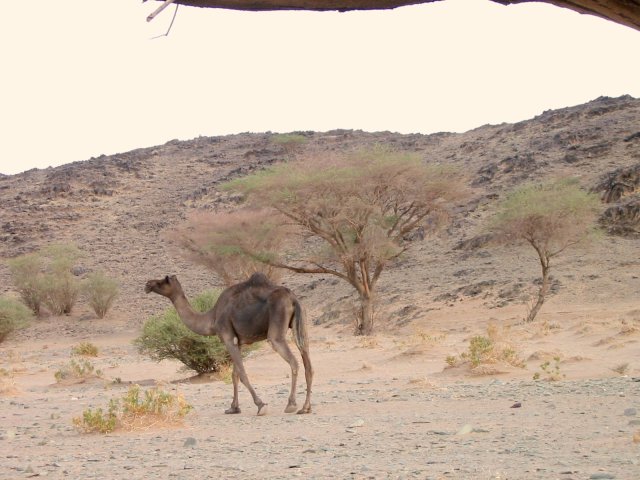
[0,296,33,343]
[533,356,565,381]
[135,290,235,374]
[73,384,191,433]
[611,362,630,375]
[453,324,524,370]
[271,133,308,159]
[0,368,19,396]
[71,342,99,357]
[83,271,119,318]
[54,358,102,383]
[42,244,83,315]
[8,243,85,316]
[462,335,495,367]
[7,253,46,315]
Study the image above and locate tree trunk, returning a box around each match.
[526,262,550,323]
[355,295,375,336]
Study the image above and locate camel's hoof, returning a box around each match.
[296,407,311,415]
[257,404,268,416]
[284,404,298,414]
[225,407,241,414]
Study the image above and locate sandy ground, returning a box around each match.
[1,299,640,480]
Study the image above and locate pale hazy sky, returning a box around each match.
[1,0,638,175]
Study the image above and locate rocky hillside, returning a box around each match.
[1,95,639,327]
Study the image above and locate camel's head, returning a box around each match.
[145,275,180,297]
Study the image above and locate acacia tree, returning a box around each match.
[221,148,467,335]
[171,209,290,286]
[491,178,600,323]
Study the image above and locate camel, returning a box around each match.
[144,272,312,415]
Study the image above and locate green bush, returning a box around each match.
[41,244,83,315]
[84,271,119,318]
[7,243,84,316]
[7,253,46,316]
[134,290,234,374]
[0,296,33,343]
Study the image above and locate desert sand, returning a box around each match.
[2,295,639,480]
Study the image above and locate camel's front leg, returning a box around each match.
[224,364,241,414]
[224,339,268,416]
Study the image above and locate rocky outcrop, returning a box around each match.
[158,0,640,31]
[595,163,640,236]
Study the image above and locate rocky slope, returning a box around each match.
[0,95,639,327]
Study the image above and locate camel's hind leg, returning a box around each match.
[224,362,241,414]
[268,335,300,413]
[297,346,313,414]
[223,339,268,416]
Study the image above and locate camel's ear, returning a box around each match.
[164,275,170,283]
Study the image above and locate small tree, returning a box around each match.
[84,271,119,318]
[135,290,234,375]
[171,209,288,286]
[491,178,600,322]
[0,296,33,343]
[224,148,467,335]
[271,133,308,160]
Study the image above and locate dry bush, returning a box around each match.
[451,323,524,371]
[611,363,630,375]
[0,368,19,396]
[73,384,192,433]
[54,358,102,383]
[171,209,288,286]
[71,342,99,357]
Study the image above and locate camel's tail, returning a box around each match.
[291,298,309,353]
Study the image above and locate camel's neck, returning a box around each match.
[170,292,216,336]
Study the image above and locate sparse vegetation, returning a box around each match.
[73,384,192,433]
[171,209,287,286]
[533,356,565,381]
[611,362,630,375]
[0,296,33,343]
[445,355,458,367]
[0,368,18,396]
[271,133,308,159]
[54,358,102,383]
[8,244,84,316]
[222,147,468,335]
[450,324,524,370]
[71,342,99,357]
[135,290,243,374]
[491,178,601,322]
[83,271,119,318]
